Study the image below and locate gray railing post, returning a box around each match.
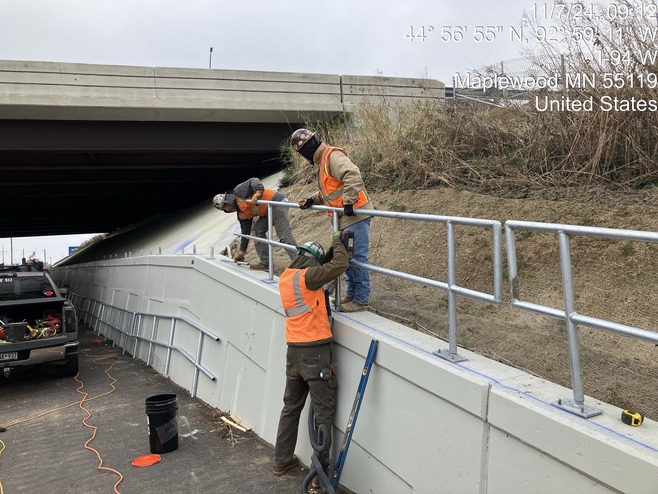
[98,304,106,336]
[556,231,602,418]
[266,203,275,282]
[434,221,467,362]
[124,311,136,355]
[192,330,205,397]
[133,313,141,357]
[164,318,176,375]
[147,316,158,366]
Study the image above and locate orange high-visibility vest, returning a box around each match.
[279,268,332,344]
[318,146,369,216]
[234,188,277,220]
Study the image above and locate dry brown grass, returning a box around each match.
[283,94,658,193]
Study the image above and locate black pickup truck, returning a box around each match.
[0,264,79,378]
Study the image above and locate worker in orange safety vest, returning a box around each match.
[273,231,349,479]
[213,177,297,271]
[290,129,374,313]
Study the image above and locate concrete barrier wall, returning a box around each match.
[53,255,658,494]
[341,74,444,110]
[0,60,444,122]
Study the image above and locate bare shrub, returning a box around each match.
[519,0,658,187]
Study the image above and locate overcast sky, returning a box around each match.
[0,0,536,264]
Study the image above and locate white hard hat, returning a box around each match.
[213,193,226,209]
[213,193,235,210]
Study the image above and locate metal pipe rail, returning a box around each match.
[505,220,658,418]
[63,205,658,421]
[69,292,220,398]
[235,199,504,362]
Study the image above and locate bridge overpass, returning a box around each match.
[4,60,657,492]
[0,59,443,238]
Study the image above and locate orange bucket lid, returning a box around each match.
[132,454,161,467]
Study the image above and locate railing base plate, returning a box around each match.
[433,349,468,363]
[555,399,603,418]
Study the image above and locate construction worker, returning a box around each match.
[213,177,297,270]
[291,129,374,312]
[273,231,349,479]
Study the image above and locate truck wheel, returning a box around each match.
[56,355,79,378]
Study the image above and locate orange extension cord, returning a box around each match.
[0,436,5,494]
[0,350,125,493]
[74,350,125,494]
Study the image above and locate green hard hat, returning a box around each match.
[298,241,325,264]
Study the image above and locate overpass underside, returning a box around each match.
[0,119,291,237]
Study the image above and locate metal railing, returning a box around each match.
[64,201,658,420]
[235,199,504,363]
[69,292,221,398]
[235,200,658,417]
[506,221,658,417]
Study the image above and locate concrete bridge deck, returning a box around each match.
[0,60,444,122]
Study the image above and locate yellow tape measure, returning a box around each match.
[621,410,643,427]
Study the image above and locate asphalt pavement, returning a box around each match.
[0,325,350,494]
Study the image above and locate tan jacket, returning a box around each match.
[309,143,374,229]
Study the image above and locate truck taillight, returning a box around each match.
[64,306,77,333]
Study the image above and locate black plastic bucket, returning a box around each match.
[145,394,179,454]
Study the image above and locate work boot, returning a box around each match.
[331,296,353,305]
[273,455,299,476]
[249,262,269,271]
[339,301,368,313]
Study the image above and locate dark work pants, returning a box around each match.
[273,343,337,466]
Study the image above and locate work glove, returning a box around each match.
[299,197,315,210]
[323,246,334,264]
[343,204,355,216]
[251,190,263,204]
[233,250,245,262]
